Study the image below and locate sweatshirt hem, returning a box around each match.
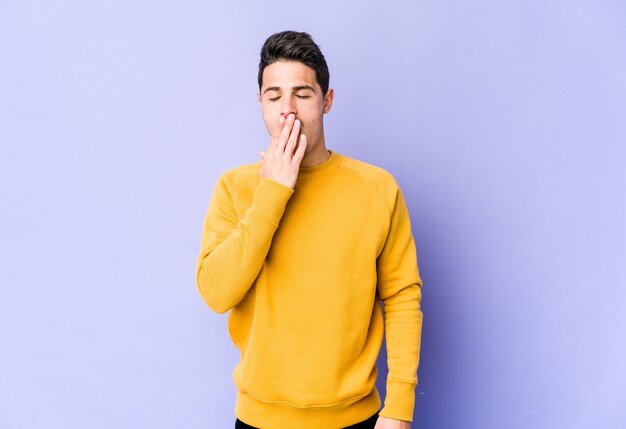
[235,387,381,429]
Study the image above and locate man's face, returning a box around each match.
[257,60,333,151]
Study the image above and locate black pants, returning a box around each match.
[235,411,380,429]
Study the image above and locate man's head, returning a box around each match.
[258,31,330,97]
[257,31,334,158]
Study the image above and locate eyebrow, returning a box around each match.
[263,85,316,95]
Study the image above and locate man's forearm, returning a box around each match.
[196,177,293,313]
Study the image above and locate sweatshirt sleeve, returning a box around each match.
[376,184,423,423]
[195,175,294,314]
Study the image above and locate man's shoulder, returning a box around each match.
[217,159,263,192]
[336,152,399,191]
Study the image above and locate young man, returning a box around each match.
[195,31,423,429]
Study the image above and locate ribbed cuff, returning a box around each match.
[246,178,294,226]
[379,379,416,422]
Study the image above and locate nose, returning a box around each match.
[280,96,297,119]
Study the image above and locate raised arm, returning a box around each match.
[195,176,294,314]
[195,113,307,314]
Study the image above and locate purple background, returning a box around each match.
[1,1,625,428]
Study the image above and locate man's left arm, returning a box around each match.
[376,184,423,428]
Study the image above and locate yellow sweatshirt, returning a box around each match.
[196,149,423,429]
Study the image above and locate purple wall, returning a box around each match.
[1,0,624,428]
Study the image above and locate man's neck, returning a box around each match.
[300,141,331,168]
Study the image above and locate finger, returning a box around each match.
[292,133,307,165]
[268,116,286,152]
[258,150,266,177]
[277,113,295,153]
[285,119,301,156]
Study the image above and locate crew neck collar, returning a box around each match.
[297,149,339,178]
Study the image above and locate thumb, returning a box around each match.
[258,151,267,177]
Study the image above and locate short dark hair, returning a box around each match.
[258,31,330,96]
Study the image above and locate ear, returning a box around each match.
[323,88,334,114]
[257,92,262,105]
